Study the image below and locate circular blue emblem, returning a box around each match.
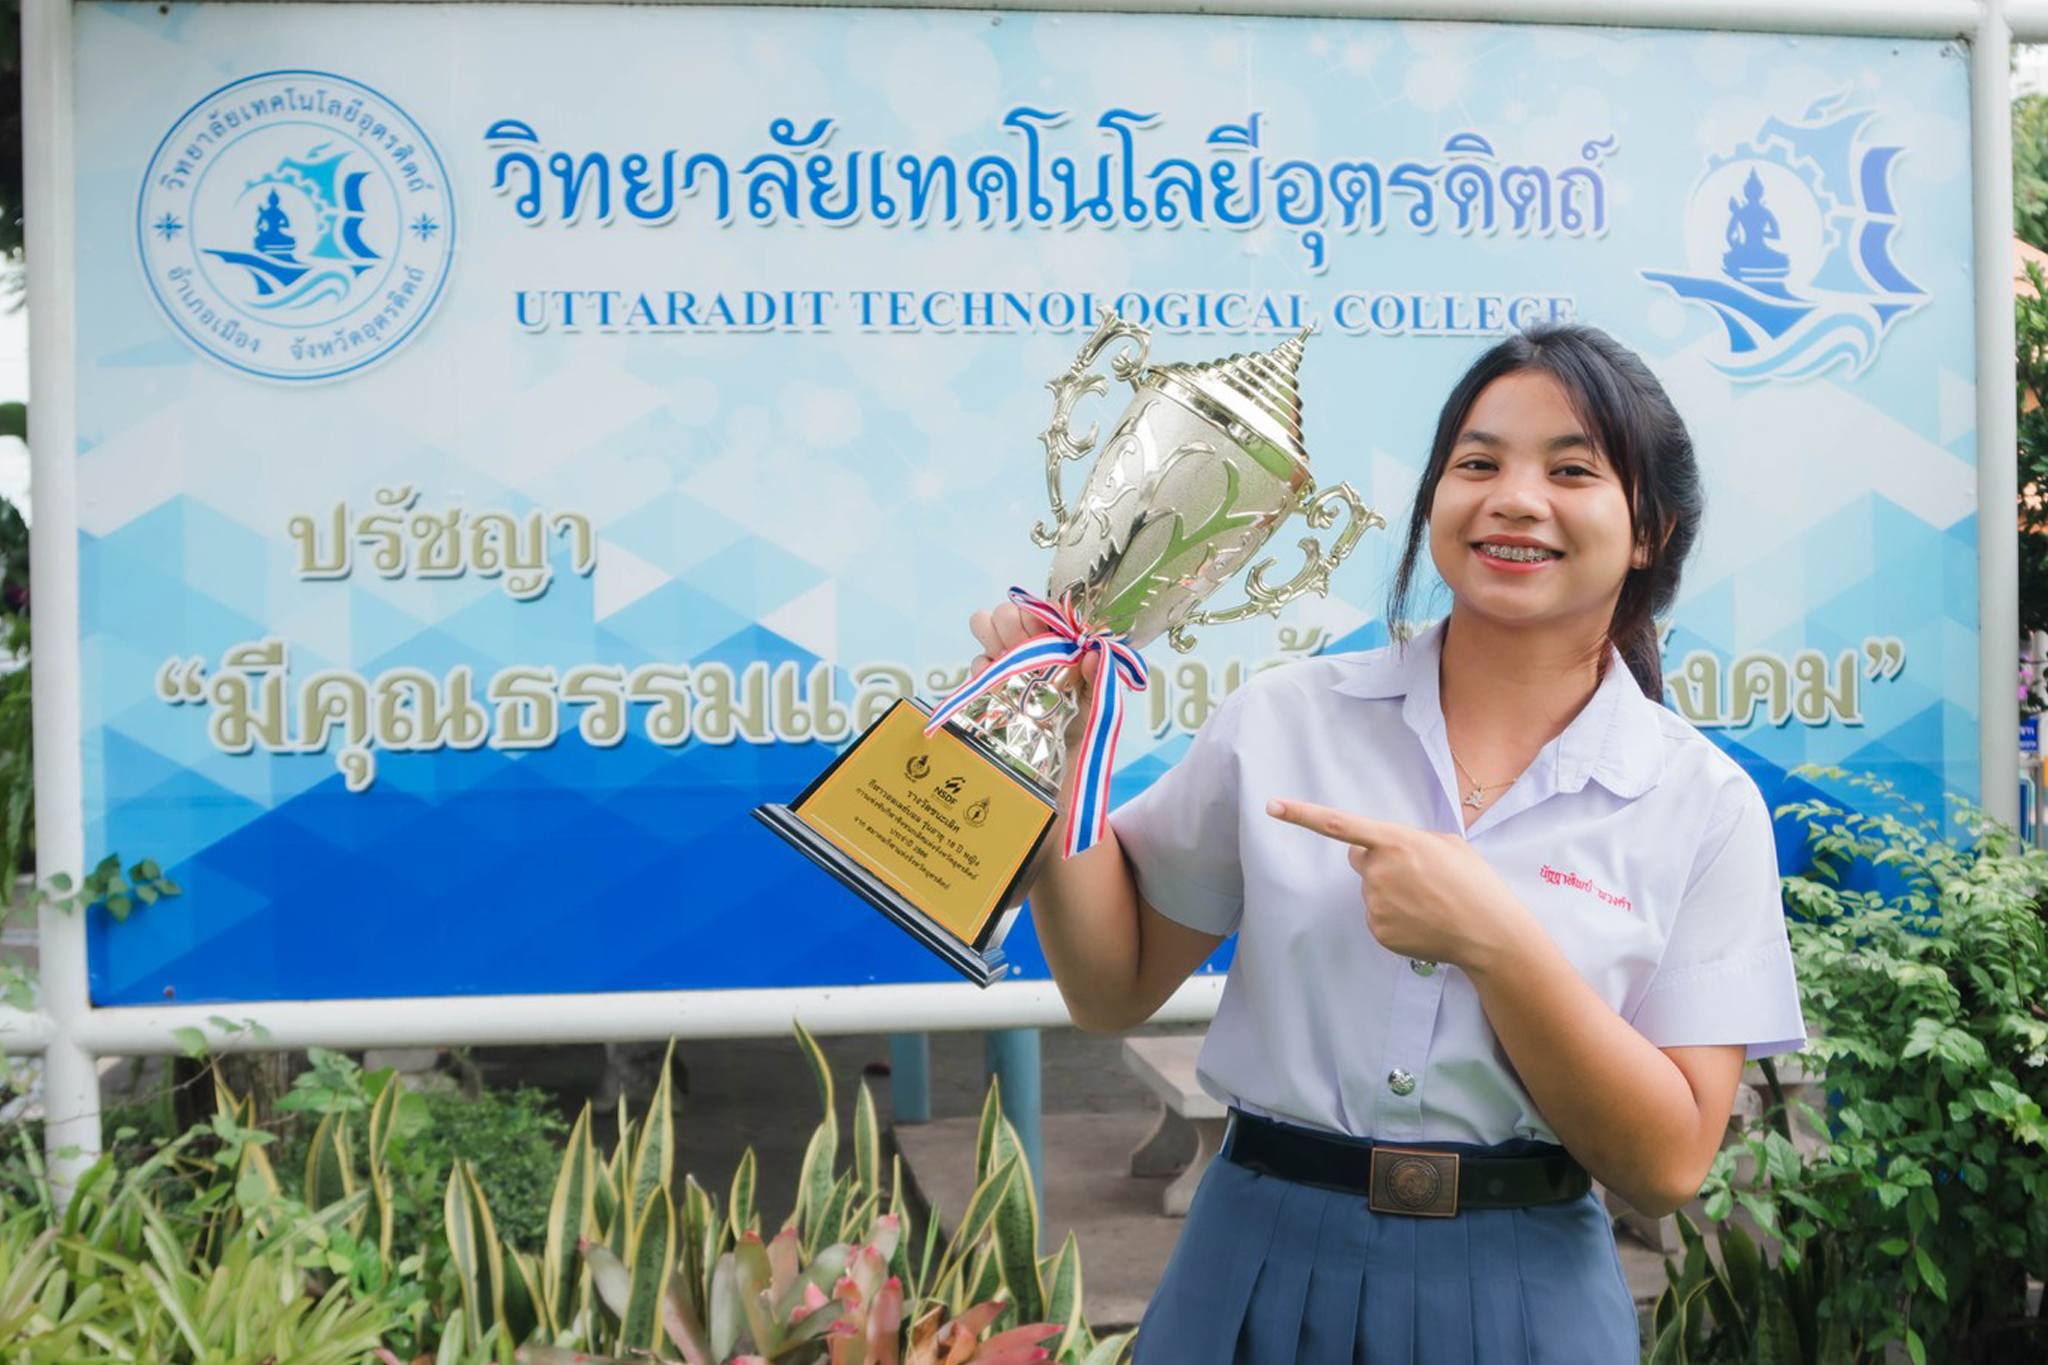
[136,70,456,382]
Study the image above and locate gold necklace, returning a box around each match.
[1447,744,1515,810]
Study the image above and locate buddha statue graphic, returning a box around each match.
[1722,169,1791,287]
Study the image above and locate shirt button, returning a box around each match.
[1387,1068,1417,1096]
[1409,959,1438,976]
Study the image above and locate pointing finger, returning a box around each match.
[1264,798,1408,850]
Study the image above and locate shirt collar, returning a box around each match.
[1331,622,1666,800]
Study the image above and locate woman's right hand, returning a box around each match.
[965,599,1100,740]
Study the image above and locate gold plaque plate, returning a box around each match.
[759,698,1056,981]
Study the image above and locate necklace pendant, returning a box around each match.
[1463,787,1486,810]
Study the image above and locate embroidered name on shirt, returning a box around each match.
[1538,864,1633,913]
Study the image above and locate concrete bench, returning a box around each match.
[1121,1034,1228,1217]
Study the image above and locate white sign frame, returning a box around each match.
[11,0,2029,1189]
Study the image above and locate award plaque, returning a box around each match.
[756,310,1382,985]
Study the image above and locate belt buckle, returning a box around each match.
[1368,1146,1459,1217]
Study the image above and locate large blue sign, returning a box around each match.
[71,4,1976,1005]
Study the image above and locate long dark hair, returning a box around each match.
[1385,323,1702,698]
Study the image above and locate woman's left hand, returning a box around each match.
[1265,797,1538,974]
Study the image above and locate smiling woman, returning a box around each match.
[970,323,1804,1365]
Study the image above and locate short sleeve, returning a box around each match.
[1628,782,1808,1061]
[1106,689,1249,936]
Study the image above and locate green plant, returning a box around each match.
[433,1025,1130,1365]
[0,1095,412,1363]
[1648,1207,1846,1365]
[1655,768,2048,1364]
[0,1026,1133,1365]
[272,1048,565,1254]
[2016,259,2048,634]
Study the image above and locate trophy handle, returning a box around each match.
[1032,310,1152,549]
[1164,481,1385,654]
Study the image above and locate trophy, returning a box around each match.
[755,310,1382,985]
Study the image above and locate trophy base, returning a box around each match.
[754,803,1013,987]
[754,697,1056,989]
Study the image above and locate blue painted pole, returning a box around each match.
[889,1033,930,1124]
[984,1028,1043,1201]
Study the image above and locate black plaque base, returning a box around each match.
[754,802,1013,987]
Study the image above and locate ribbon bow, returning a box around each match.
[924,587,1148,857]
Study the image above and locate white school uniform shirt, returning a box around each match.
[1109,623,1808,1146]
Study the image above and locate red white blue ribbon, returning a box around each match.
[924,587,1149,858]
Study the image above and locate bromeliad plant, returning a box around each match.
[427,1024,1132,1365]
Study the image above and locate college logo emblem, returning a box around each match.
[136,70,455,382]
[1641,96,1922,381]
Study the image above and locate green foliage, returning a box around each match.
[2016,258,2048,633]
[2016,94,2048,257]
[437,1024,1121,1365]
[1649,1209,1845,1365]
[1659,768,2048,1363]
[0,1029,1131,1365]
[2015,97,2048,632]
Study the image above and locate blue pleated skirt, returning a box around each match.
[1133,1142,1641,1365]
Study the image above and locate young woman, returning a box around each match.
[967,324,1806,1364]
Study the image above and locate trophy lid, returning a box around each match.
[1148,328,1312,478]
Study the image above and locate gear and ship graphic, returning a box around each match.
[1642,95,1924,381]
[204,143,382,312]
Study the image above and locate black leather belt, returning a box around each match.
[1220,1111,1591,1217]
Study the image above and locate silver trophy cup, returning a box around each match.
[757,310,1381,985]
[957,309,1384,789]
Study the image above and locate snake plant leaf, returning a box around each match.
[1756,1289,1804,1365]
[973,1080,1003,1186]
[817,1173,856,1255]
[623,1188,676,1353]
[843,1192,882,1248]
[1041,1231,1084,1358]
[363,1084,398,1262]
[729,1148,757,1241]
[1075,1328,1135,1365]
[303,1112,355,1213]
[795,1121,838,1254]
[630,1046,678,1216]
[794,1018,836,1126]
[683,1175,720,1307]
[543,1104,597,1327]
[1719,1220,1763,1319]
[431,1304,469,1365]
[854,1081,883,1199]
[989,1144,1043,1323]
[1647,1309,1687,1365]
[941,1158,1017,1287]
[506,1249,547,1344]
[964,1243,1005,1311]
[443,1160,496,1335]
[911,1196,942,1298]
